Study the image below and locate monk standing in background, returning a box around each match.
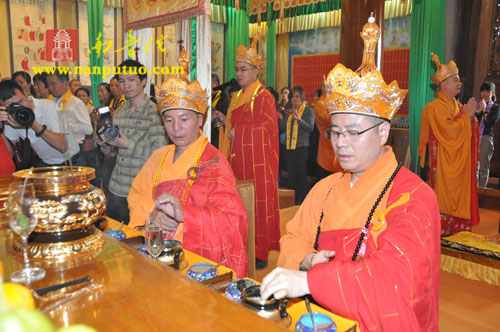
[220,33,280,270]
[418,53,480,236]
[313,81,342,179]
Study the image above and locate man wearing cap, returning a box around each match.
[220,33,280,269]
[260,18,440,331]
[418,54,480,236]
[127,61,249,278]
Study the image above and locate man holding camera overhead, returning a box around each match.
[0,80,79,167]
[96,60,168,224]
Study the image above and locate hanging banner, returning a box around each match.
[124,0,208,30]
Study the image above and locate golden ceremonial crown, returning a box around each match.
[324,15,407,120]
[235,30,265,69]
[430,53,459,86]
[157,48,208,115]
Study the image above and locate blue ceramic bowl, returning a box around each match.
[295,312,337,332]
[186,263,218,282]
[105,229,126,240]
[225,278,256,303]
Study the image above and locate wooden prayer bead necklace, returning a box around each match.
[312,162,402,261]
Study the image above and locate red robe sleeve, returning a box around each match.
[308,170,441,332]
[182,146,249,278]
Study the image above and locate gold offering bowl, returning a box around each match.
[11,166,106,259]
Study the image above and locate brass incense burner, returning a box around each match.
[12,166,106,260]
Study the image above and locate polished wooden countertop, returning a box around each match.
[0,227,286,331]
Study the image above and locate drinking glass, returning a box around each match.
[7,182,46,283]
[145,225,164,260]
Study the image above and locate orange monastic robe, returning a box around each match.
[279,148,441,331]
[418,91,480,235]
[313,95,342,173]
[220,80,280,261]
[128,134,249,277]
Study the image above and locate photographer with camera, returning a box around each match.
[0,80,80,168]
[96,60,168,224]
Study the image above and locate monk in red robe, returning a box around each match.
[418,53,480,236]
[261,17,441,331]
[128,68,248,277]
[220,32,280,269]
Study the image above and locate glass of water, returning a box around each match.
[7,182,46,283]
[145,225,164,260]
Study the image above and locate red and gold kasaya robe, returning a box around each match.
[128,135,249,277]
[418,91,480,236]
[279,148,441,331]
[220,80,280,261]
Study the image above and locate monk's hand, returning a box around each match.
[228,127,235,139]
[260,267,310,301]
[155,194,184,223]
[150,209,178,232]
[300,250,335,271]
[463,97,477,117]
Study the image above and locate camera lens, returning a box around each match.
[7,103,35,127]
[104,126,120,141]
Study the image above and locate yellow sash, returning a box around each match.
[220,80,262,158]
[286,102,306,150]
[59,90,73,111]
[212,90,221,109]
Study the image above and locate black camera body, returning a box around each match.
[97,107,120,141]
[6,103,35,127]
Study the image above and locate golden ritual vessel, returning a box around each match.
[12,166,106,260]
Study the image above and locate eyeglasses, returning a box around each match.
[324,122,383,142]
[234,67,256,73]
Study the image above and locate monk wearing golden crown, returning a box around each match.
[260,17,440,331]
[220,33,280,269]
[127,52,249,277]
[418,54,480,236]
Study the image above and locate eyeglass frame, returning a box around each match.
[234,65,257,73]
[324,121,384,142]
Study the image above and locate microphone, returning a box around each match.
[213,79,239,92]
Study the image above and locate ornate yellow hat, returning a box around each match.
[235,30,265,69]
[430,53,459,86]
[157,48,209,115]
[325,15,407,120]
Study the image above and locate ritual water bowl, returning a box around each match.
[186,263,218,282]
[295,312,337,332]
[11,166,106,260]
[238,283,291,327]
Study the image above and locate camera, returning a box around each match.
[97,107,120,141]
[6,103,35,127]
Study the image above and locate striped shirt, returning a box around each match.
[108,98,168,197]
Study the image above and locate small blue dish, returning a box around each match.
[105,229,126,240]
[225,278,256,303]
[186,263,218,282]
[295,312,337,332]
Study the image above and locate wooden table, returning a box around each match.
[0,228,286,331]
[105,219,359,332]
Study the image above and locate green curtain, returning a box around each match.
[191,17,197,81]
[266,18,276,88]
[87,0,104,106]
[225,7,249,81]
[408,0,446,174]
